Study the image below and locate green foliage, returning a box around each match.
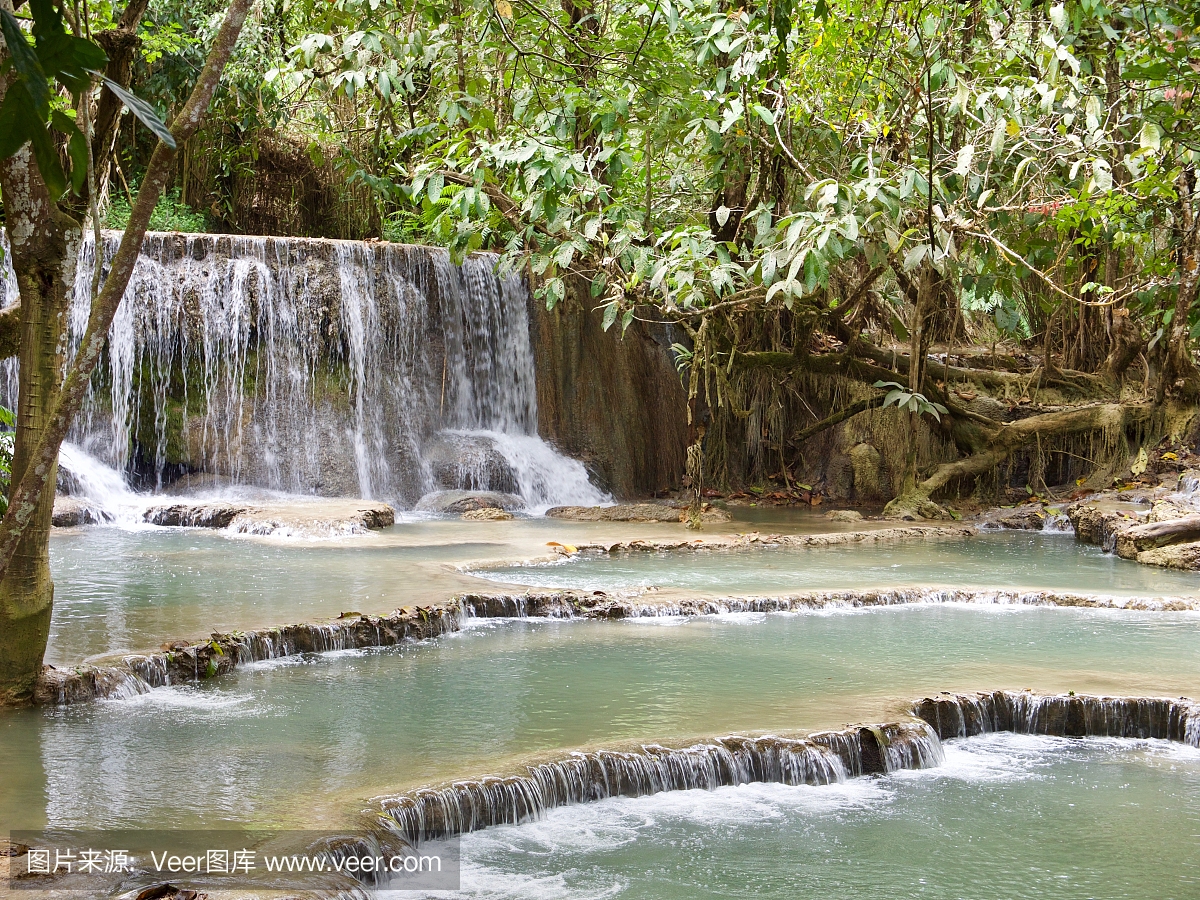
[0,0,173,198]
[95,0,1200,370]
[106,188,210,233]
[0,405,13,515]
[874,381,949,422]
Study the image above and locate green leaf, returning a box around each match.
[601,301,619,331]
[52,109,88,194]
[0,10,50,116]
[1139,122,1161,153]
[427,172,444,203]
[93,73,176,149]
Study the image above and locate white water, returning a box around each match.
[454,429,609,514]
[57,442,150,526]
[0,232,608,513]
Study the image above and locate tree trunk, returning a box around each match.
[0,0,255,703]
[0,143,81,703]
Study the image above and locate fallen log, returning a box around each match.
[1115,514,1200,557]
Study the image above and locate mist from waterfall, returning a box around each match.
[0,231,609,513]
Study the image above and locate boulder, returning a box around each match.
[423,432,519,494]
[52,495,105,527]
[415,490,525,513]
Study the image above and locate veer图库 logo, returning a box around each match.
[7,829,459,892]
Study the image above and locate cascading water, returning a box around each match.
[914,690,1200,746]
[376,723,943,843]
[57,442,148,526]
[0,231,609,514]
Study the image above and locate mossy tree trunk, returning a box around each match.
[0,142,80,704]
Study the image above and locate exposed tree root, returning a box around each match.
[788,396,886,447]
[883,402,1157,519]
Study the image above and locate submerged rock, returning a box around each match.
[825,509,864,523]
[462,507,514,521]
[546,502,731,523]
[415,490,524,513]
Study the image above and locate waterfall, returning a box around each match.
[57,442,148,525]
[0,231,609,511]
[914,690,1200,746]
[376,724,943,843]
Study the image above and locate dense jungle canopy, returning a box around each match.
[2,0,1200,544]
[111,0,1200,511]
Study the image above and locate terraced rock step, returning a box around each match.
[375,723,943,843]
[458,586,1200,619]
[914,690,1200,745]
[34,605,459,705]
[376,689,1199,843]
[567,524,975,554]
[35,585,1200,705]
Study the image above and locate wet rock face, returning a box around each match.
[423,432,519,494]
[1067,501,1127,547]
[528,280,688,499]
[848,443,883,501]
[145,503,247,529]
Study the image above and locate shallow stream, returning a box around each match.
[4,516,1199,898]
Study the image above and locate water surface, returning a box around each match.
[4,607,1198,832]
[445,734,1200,899]
[478,532,1200,597]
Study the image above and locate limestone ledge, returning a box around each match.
[914,690,1200,745]
[52,495,395,534]
[546,503,731,523]
[567,523,975,554]
[1067,489,1200,570]
[458,586,1200,619]
[33,581,1199,706]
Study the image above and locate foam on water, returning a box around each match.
[423,734,1200,900]
[57,442,151,525]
